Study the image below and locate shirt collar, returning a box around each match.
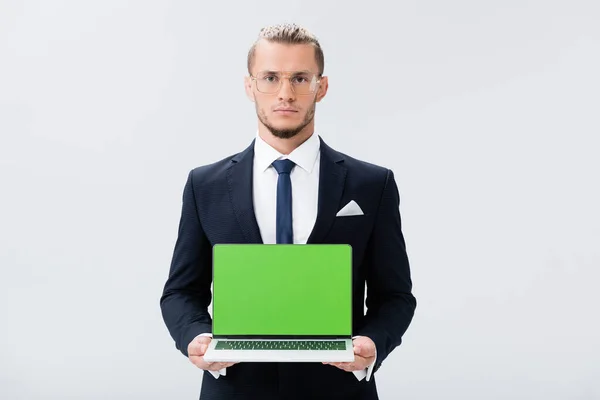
[254,131,321,173]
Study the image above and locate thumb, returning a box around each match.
[189,340,209,357]
[199,342,208,354]
[353,343,363,355]
[354,342,373,357]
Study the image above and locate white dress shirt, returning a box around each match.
[198,132,375,381]
[253,130,320,245]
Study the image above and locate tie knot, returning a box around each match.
[272,159,296,175]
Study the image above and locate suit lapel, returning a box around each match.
[307,137,347,244]
[226,140,263,244]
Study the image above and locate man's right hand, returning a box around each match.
[188,336,237,371]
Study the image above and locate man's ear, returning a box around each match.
[244,76,255,102]
[315,76,329,103]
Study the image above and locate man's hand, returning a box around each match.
[188,336,237,371]
[323,336,376,372]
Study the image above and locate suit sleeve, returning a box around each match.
[160,170,213,357]
[356,169,417,372]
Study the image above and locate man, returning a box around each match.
[160,23,416,400]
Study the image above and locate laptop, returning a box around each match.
[203,244,354,363]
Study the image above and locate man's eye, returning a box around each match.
[263,75,279,83]
[292,76,308,84]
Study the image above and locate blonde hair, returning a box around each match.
[247,23,325,76]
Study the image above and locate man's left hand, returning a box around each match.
[323,336,375,372]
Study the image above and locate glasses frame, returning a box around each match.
[249,70,323,95]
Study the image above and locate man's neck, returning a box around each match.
[257,125,315,155]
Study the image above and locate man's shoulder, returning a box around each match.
[187,145,249,182]
[341,151,389,173]
[190,154,235,177]
[328,145,391,182]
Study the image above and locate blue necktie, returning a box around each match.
[272,159,296,244]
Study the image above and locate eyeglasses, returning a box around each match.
[250,71,322,95]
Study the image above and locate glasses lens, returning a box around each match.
[256,72,280,93]
[291,73,316,95]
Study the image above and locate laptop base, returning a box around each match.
[203,338,354,363]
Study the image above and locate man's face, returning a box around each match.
[245,40,328,139]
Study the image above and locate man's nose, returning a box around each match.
[277,78,296,101]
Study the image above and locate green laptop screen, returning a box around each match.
[212,244,352,336]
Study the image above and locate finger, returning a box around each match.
[188,342,208,357]
[189,355,211,370]
[354,343,367,355]
[336,360,367,372]
[352,356,369,370]
[330,362,352,371]
[207,362,233,371]
[217,362,237,368]
[339,363,355,372]
[354,344,374,358]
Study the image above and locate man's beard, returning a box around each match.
[256,101,316,139]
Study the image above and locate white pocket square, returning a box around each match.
[336,200,364,217]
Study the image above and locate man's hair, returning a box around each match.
[247,23,325,76]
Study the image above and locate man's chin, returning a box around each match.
[266,124,305,139]
[269,130,301,140]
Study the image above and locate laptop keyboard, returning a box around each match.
[215,340,346,351]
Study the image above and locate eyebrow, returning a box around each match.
[259,70,313,75]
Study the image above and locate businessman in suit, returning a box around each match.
[160,23,416,399]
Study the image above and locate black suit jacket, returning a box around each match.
[160,137,416,400]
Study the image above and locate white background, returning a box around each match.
[1,1,599,399]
